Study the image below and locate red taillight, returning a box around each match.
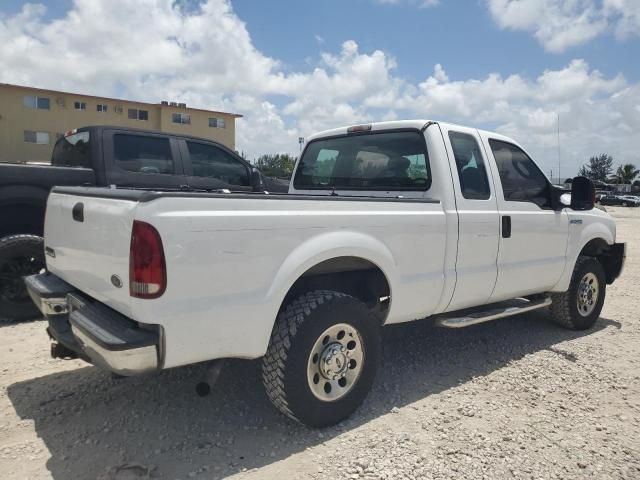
[129,220,166,299]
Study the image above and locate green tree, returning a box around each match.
[612,163,639,184]
[255,154,296,178]
[578,154,614,182]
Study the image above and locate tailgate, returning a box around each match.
[44,191,137,317]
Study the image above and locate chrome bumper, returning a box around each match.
[25,273,161,376]
[71,324,158,376]
[67,293,160,376]
[24,272,74,317]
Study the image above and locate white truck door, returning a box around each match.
[479,133,569,302]
[440,125,500,311]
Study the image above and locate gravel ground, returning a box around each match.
[1,206,639,480]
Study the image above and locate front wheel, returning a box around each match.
[262,290,381,428]
[549,256,606,330]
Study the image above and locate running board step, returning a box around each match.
[435,297,552,328]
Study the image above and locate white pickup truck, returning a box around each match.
[26,120,625,427]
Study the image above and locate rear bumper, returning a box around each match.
[24,273,161,376]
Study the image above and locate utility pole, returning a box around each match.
[557,113,561,185]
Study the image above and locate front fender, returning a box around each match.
[551,212,616,292]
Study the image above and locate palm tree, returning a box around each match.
[613,164,640,184]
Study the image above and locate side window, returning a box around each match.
[489,140,549,207]
[114,134,174,174]
[186,142,250,186]
[448,131,491,200]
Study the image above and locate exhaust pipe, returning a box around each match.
[195,360,225,397]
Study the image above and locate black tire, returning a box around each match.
[262,290,381,428]
[0,235,45,322]
[549,256,606,330]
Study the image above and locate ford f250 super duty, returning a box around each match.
[25,120,625,427]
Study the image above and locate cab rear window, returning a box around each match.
[294,130,430,191]
[51,131,91,168]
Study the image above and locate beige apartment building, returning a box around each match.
[0,83,242,163]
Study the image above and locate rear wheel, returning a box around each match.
[262,290,381,428]
[549,256,605,330]
[0,235,45,322]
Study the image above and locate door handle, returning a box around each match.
[501,215,511,238]
[72,202,84,222]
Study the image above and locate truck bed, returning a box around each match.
[44,186,448,368]
[0,163,94,190]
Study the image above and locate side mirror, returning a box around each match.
[250,169,264,192]
[570,176,595,211]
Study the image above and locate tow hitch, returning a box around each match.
[50,341,79,360]
[195,360,225,397]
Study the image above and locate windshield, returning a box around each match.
[293,130,430,191]
[51,131,91,168]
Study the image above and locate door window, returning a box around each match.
[449,132,491,200]
[187,142,250,186]
[114,134,174,174]
[489,140,550,207]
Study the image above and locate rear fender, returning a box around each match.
[265,230,398,325]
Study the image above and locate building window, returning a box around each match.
[209,117,225,128]
[24,130,50,145]
[74,101,87,110]
[97,104,108,112]
[128,109,149,121]
[172,113,191,125]
[23,95,50,110]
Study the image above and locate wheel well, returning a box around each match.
[0,203,45,238]
[579,238,622,284]
[580,238,608,257]
[283,257,391,324]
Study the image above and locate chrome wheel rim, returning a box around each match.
[307,323,364,402]
[577,272,599,317]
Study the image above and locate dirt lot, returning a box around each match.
[1,207,639,480]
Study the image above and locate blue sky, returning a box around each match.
[232,0,640,83]
[1,0,639,175]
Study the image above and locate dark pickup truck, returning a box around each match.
[0,125,281,321]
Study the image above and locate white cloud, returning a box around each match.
[604,0,640,39]
[487,0,640,52]
[0,0,638,176]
